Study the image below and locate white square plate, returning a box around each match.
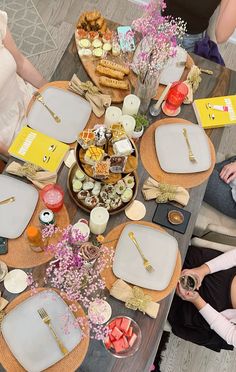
[159,46,187,85]
[0,175,38,239]
[155,123,212,173]
[113,224,178,291]
[27,87,92,143]
[1,290,82,372]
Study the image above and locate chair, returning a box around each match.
[193,201,236,246]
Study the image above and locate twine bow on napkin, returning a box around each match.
[5,162,57,189]
[183,65,202,104]
[110,279,159,318]
[69,74,111,117]
[142,177,189,206]
[125,286,152,314]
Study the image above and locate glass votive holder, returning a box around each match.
[162,81,188,116]
[40,184,64,213]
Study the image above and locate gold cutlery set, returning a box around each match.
[38,308,68,355]
[128,232,155,273]
[182,128,197,163]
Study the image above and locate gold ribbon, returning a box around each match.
[78,81,100,95]
[17,163,39,178]
[155,183,177,203]
[125,286,152,314]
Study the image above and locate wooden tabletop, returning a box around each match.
[2,35,236,372]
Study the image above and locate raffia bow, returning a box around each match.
[156,183,177,203]
[125,286,152,314]
[6,161,57,189]
[69,74,111,117]
[78,80,100,95]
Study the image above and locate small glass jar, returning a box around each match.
[41,184,64,213]
[26,226,44,252]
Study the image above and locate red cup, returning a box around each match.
[40,184,64,213]
[162,81,188,116]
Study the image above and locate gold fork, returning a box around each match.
[182,128,197,163]
[34,92,61,123]
[0,196,15,206]
[37,308,68,355]
[128,232,155,273]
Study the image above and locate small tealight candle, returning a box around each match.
[122,94,140,115]
[104,106,122,128]
[89,207,109,235]
[41,184,64,213]
[120,115,136,137]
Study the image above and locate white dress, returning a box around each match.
[0,10,34,149]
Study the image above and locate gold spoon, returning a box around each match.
[0,196,15,206]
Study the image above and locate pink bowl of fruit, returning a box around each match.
[103,316,142,358]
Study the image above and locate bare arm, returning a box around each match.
[215,0,236,43]
[3,28,47,88]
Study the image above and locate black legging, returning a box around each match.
[204,156,236,218]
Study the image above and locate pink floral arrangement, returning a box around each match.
[131,0,186,83]
[28,225,114,340]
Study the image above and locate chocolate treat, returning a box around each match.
[110,155,127,173]
[84,195,99,207]
[77,190,90,200]
[94,126,107,147]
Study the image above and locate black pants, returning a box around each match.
[168,246,236,352]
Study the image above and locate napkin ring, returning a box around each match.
[125,286,152,314]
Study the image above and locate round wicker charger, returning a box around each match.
[101,221,182,303]
[3,199,70,269]
[0,288,89,372]
[140,118,216,188]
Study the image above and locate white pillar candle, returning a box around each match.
[122,94,140,115]
[104,106,122,128]
[89,207,109,235]
[120,115,136,137]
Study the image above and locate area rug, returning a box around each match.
[0,0,57,57]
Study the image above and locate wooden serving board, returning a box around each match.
[76,34,132,103]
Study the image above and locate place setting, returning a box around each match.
[0,289,89,372]
[140,117,216,188]
[101,221,182,303]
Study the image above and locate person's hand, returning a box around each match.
[220,161,236,184]
[176,283,207,310]
[181,263,210,289]
[176,283,200,302]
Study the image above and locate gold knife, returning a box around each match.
[0,197,15,206]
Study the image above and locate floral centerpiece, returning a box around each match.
[28,225,114,340]
[130,0,186,112]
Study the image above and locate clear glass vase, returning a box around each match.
[134,70,161,114]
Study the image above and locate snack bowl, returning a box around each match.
[75,136,138,183]
[67,163,138,215]
[103,316,142,358]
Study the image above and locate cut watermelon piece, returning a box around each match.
[108,320,117,329]
[115,318,122,328]
[109,333,115,342]
[129,333,137,347]
[122,335,129,349]
[112,326,123,340]
[104,336,112,349]
[113,339,126,353]
[125,326,133,338]
[120,317,131,332]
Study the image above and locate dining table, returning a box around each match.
[1,34,236,372]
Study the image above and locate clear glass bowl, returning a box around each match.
[103,316,142,358]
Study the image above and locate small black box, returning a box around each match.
[152,203,191,234]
